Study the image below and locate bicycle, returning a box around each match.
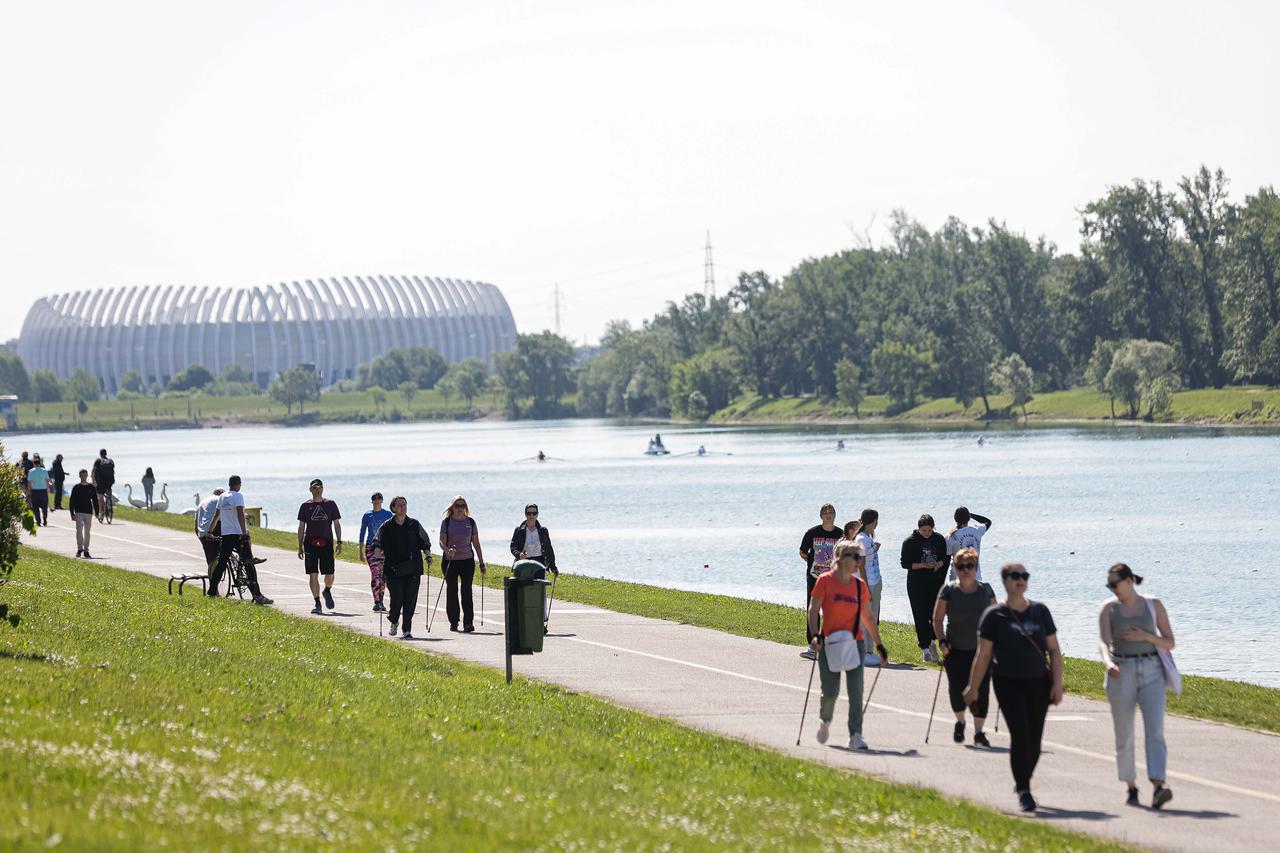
[102,491,114,525]
[222,547,252,599]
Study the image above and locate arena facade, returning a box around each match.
[17,276,516,395]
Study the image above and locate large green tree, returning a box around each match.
[268,366,320,415]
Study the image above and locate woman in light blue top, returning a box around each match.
[359,492,394,612]
[1099,562,1176,810]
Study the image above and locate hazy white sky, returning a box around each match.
[2,0,1276,345]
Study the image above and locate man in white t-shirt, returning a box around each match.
[853,508,884,666]
[946,506,993,581]
[207,475,271,605]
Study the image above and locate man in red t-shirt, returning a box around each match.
[806,539,888,751]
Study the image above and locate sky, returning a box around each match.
[2,0,1277,345]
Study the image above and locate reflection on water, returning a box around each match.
[13,419,1280,686]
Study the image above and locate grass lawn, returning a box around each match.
[712,387,1280,426]
[0,548,1125,851]
[117,507,1280,735]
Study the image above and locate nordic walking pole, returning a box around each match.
[995,704,1001,733]
[546,571,558,628]
[862,662,884,716]
[428,558,449,633]
[480,571,485,627]
[796,645,819,745]
[924,662,944,743]
[423,565,430,634]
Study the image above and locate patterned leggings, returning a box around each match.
[366,550,386,603]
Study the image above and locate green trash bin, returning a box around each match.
[516,580,547,653]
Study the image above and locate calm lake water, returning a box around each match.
[13,419,1280,687]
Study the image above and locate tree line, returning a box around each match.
[577,166,1280,419]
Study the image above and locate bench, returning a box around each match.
[169,573,208,595]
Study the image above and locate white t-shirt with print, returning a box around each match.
[855,531,881,586]
[218,490,246,535]
[946,521,987,581]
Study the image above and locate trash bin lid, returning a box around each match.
[512,559,544,580]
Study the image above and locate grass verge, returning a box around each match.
[115,506,1280,736]
[1,548,1125,851]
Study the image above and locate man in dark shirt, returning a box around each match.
[798,503,841,659]
[91,449,115,521]
[68,469,99,558]
[297,478,342,615]
[51,454,67,511]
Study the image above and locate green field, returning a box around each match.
[712,386,1280,425]
[117,507,1280,735]
[0,548,1125,851]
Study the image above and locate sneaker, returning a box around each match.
[816,720,830,744]
[311,602,323,615]
[373,601,386,612]
[252,557,267,564]
[75,549,82,557]
[1126,787,1140,807]
[863,651,881,666]
[463,625,475,633]
[450,624,459,632]
[1018,791,1037,812]
[1152,786,1173,810]
[253,594,273,606]
[389,621,398,637]
[953,721,965,743]
[800,647,817,661]
[973,731,990,748]
[83,551,93,559]
[401,632,414,640]
[322,588,335,610]
[922,645,936,663]
[848,734,868,751]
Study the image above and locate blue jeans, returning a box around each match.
[819,639,866,737]
[1106,655,1167,782]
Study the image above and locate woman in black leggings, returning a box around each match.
[964,562,1065,813]
[932,547,997,746]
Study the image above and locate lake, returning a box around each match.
[12,419,1280,687]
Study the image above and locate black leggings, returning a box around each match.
[445,558,476,629]
[805,571,819,643]
[387,572,422,634]
[993,674,1052,792]
[907,570,945,647]
[944,648,990,718]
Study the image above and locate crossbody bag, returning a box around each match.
[1145,597,1182,695]
[823,577,864,672]
[1006,604,1051,675]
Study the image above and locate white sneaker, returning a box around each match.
[863,652,881,667]
[849,734,869,751]
[922,645,936,663]
[816,720,830,744]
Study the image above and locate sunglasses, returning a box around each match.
[453,502,467,509]
[1105,578,1127,590]
[955,563,977,571]
[1003,571,1031,581]
[526,511,538,517]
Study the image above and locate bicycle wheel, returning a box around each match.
[227,552,250,599]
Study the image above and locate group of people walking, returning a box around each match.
[800,503,1178,813]
[12,447,124,558]
[195,477,558,641]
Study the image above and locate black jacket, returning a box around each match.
[51,459,66,483]
[509,522,556,571]
[372,516,432,577]
[900,530,950,573]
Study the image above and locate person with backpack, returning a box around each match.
[806,539,888,751]
[91,449,116,522]
[440,495,486,632]
[1099,562,1176,809]
[372,496,432,640]
[901,514,950,663]
[297,478,342,615]
[964,562,1065,813]
[932,547,997,746]
[798,503,841,660]
[359,492,394,612]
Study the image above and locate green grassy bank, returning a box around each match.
[712,386,1280,426]
[0,548,1123,851]
[117,507,1280,735]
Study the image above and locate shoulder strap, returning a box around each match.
[1006,603,1051,672]
[1144,596,1162,637]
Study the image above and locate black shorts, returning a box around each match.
[96,482,114,495]
[199,535,220,566]
[304,542,335,575]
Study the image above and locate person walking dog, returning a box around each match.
[931,547,997,746]
[1099,562,1177,809]
[806,539,888,751]
[965,563,1065,813]
[372,496,433,640]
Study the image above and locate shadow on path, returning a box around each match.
[1033,806,1116,822]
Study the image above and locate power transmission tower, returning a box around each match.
[553,283,562,336]
[704,230,715,299]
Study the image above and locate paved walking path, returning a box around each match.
[24,516,1280,852]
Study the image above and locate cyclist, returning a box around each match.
[91,448,116,522]
[207,475,271,605]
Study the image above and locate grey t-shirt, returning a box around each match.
[938,581,997,651]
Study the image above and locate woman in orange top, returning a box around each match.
[807,539,889,750]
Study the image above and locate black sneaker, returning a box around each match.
[800,647,817,661]
[973,731,990,748]
[75,549,82,557]
[1018,791,1037,812]
[253,594,273,606]
[83,551,93,559]
[322,588,335,610]
[1126,787,1140,807]
[953,721,965,743]
[252,557,267,564]
[1152,786,1172,809]
[463,625,475,633]
[450,624,459,632]
[311,601,324,615]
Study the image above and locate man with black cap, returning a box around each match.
[900,513,950,663]
[297,478,342,614]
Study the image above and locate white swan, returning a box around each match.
[181,492,200,516]
[151,484,170,512]
[124,484,146,509]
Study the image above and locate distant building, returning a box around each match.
[17,276,516,395]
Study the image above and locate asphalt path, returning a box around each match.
[23,515,1280,852]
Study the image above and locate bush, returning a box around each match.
[0,442,35,628]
